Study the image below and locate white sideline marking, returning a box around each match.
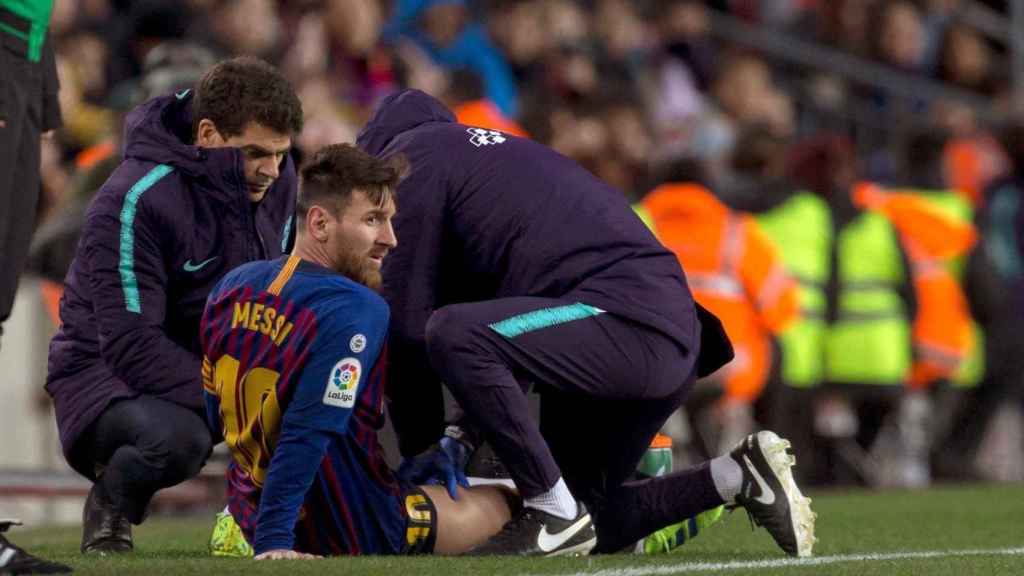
[522,547,1024,576]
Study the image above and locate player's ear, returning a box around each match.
[196,119,225,147]
[307,205,331,242]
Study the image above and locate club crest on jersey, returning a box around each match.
[467,127,506,147]
[324,358,361,408]
[350,333,366,353]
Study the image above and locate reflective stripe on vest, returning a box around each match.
[756,265,790,312]
[687,274,744,298]
[687,213,745,300]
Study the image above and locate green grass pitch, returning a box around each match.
[10,484,1024,575]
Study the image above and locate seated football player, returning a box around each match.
[201,144,514,559]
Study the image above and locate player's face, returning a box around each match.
[197,120,292,203]
[329,189,397,290]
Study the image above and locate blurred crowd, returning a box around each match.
[25,0,1024,488]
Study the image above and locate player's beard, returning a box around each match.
[337,246,382,291]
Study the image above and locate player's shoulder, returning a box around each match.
[282,259,384,308]
[320,274,389,316]
[86,160,185,223]
[212,258,283,299]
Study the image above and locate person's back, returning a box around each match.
[203,255,403,555]
[358,90,703,367]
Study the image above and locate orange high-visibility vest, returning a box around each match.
[454,99,528,138]
[641,183,799,402]
[853,182,978,388]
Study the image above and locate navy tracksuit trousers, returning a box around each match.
[425,296,698,510]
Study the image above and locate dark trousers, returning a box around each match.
[75,396,213,524]
[0,38,44,342]
[425,297,696,507]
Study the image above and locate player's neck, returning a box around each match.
[291,238,336,274]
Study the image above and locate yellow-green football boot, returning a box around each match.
[209,511,253,558]
[639,505,725,554]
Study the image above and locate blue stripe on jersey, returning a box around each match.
[119,164,174,313]
[488,303,605,338]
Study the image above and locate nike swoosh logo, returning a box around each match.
[537,513,591,553]
[0,547,15,567]
[743,454,776,505]
[183,257,218,272]
[175,89,191,100]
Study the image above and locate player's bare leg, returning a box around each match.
[421,485,515,554]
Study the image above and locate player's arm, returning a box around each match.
[201,355,225,444]
[253,293,389,555]
[82,190,203,408]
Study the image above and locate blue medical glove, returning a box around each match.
[397,426,473,499]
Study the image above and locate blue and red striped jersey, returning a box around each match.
[201,255,403,556]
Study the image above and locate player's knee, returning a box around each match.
[162,426,213,481]
[425,305,473,360]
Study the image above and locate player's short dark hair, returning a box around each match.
[191,56,304,139]
[297,144,406,221]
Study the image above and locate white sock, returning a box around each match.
[524,477,578,520]
[710,454,743,503]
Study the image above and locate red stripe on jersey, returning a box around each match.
[320,455,361,555]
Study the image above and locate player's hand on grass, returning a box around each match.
[254,549,319,560]
[397,429,473,500]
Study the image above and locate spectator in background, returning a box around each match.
[485,0,550,88]
[281,0,396,111]
[445,69,527,136]
[592,0,650,70]
[930,22,1007,205]
[103,1,194,96]
[645,0,716,162]
[859,0,928,133]
[816,0,876,58]
[54,30,116,154]
[936,24,996,95]
[918,0,962,73]
[873,1,927,74]
[678,51,793,188]
[637,158,800,457]
[199,0,281,59]
[934,121,1024,481]
[594,95,655,197]
[383,0,519,118]
[736,130,844,485]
